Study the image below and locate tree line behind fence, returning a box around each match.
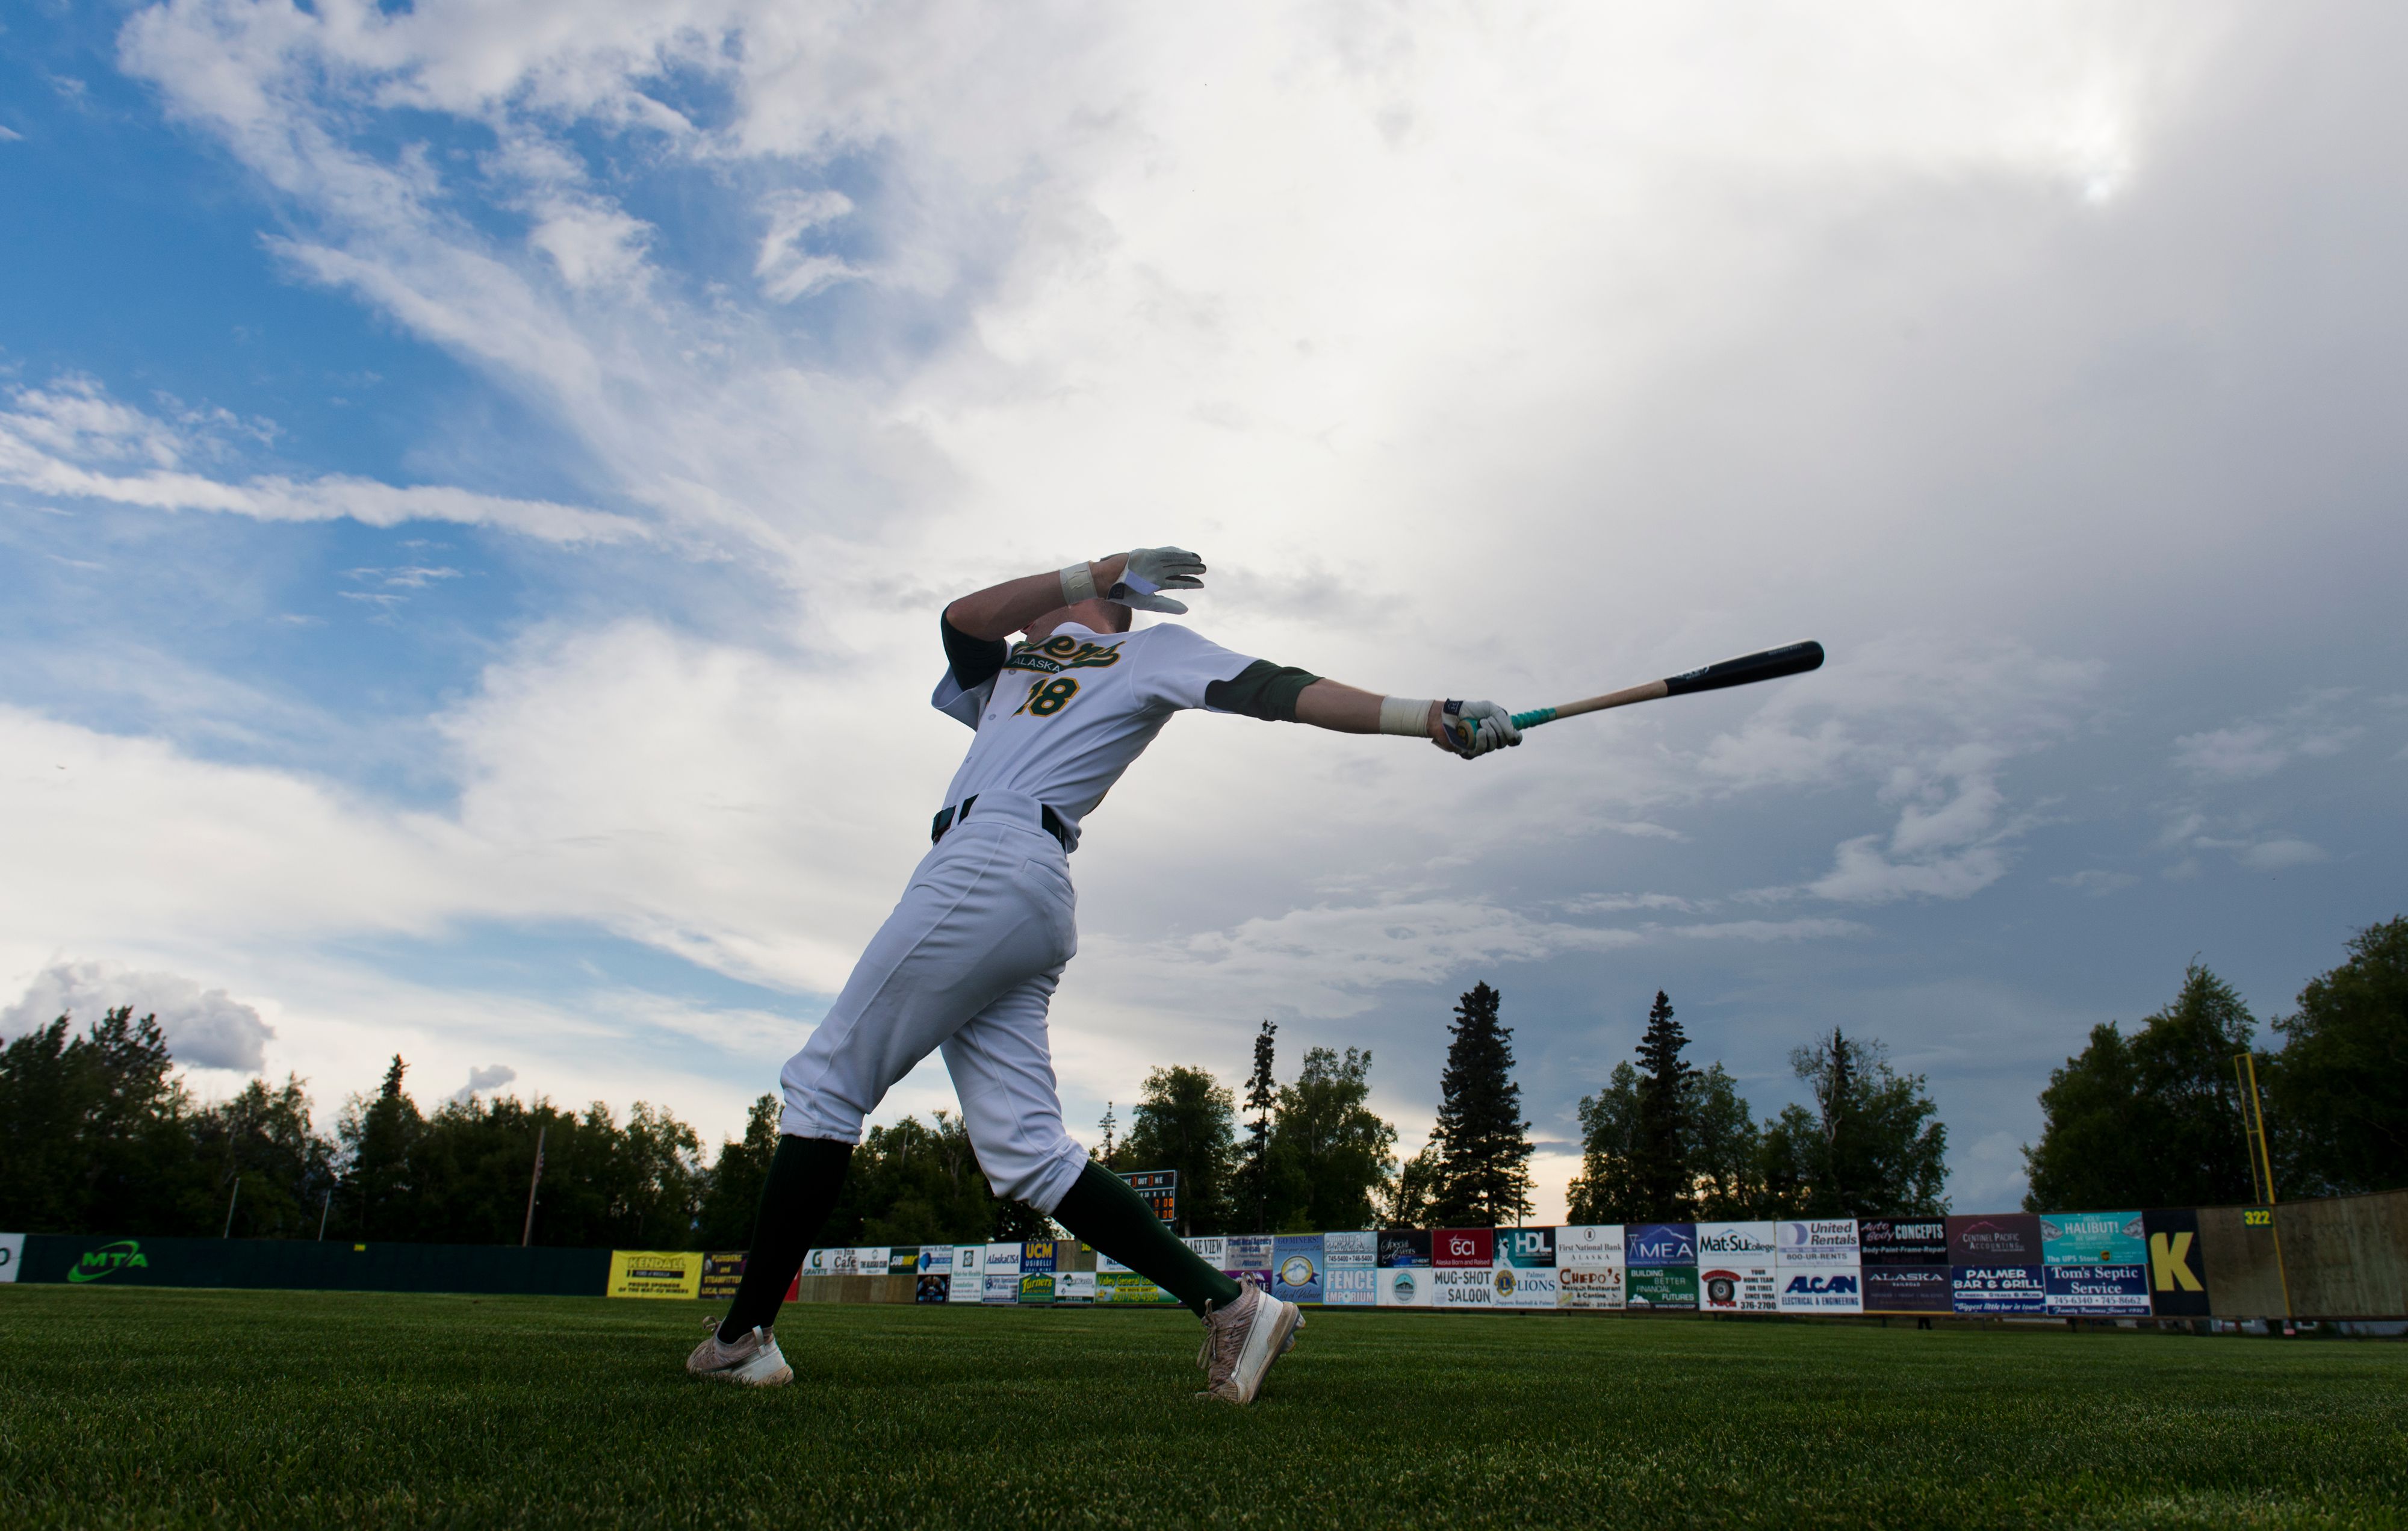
[1,917,2397,1249]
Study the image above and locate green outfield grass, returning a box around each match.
[0,1289,2400,1529]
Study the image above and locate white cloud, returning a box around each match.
[2,959,274,1072]
[447,1063,517,1104]
[2235,837,2327,871]
[2174,694,2361,781]
[2053,869,2138,896]
[0,378,644,542]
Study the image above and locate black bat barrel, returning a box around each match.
[1661,641,1825,697]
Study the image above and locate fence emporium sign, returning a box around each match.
[1324,1231,1377,1307]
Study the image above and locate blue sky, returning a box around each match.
[4,0,2402,1216]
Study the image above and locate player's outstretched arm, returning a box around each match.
[1294,679,1520,759]
[945,548,1207,640]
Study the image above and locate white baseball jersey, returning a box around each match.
[930,621,1261,845]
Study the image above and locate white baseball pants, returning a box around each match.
[779,791,1090,1212]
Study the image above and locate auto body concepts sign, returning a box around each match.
[1858,1218,1950,1312]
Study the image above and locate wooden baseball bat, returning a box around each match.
[1510,641,1824,731]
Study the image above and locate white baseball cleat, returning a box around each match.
[686,1320,793,1387]
[1196,1277,1303,1405]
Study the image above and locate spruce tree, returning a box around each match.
[1244,1020,1277,1232]
[1429,983,1534,1225]
[1632,991,1693,1219]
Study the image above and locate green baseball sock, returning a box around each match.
[719,1134,855,1342]
[1051,1161,1241,1318]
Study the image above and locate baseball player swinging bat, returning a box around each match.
[687,544,1824,1406]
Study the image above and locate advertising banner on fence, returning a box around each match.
[1863,1265,1952,1312]
[1434,1228,1494,1269]
[916,1273,951,1302]
[1376,1266,1432,1306]
[1273,1234,1324,1304]
[2044,1264,2151,1316]
[2041,1211,2145,1266]
[607,1250,702,1299]
[0,1232,21,1282]
[1697,1223,1777,1310]
[1187,1235,1227,1269]
[888,1249,920,1275]
[803,1247,839,1277]
[1701,1262,1778,1312]
[1492,1263,1559,1308]
[1377,1229,1432,1268]
[1627,1264,1699,1310]
[982,1242,1021,1303]
[1019,1238,1060,1303]
[949,1246,984,1303]
[1433,1266,1496,1308]
[700,1251,745,1300]
[1097,1272,1170,1304]
[852,1247,890,1278]
[1055,1271,1096,1303]
[1558,1264,1626,1309]
[1557,1225,1624,1269]
[1696,1222,1778,1263]
[1858,1219,1947,1265]
[916,1246,953,1275]
[1947,1214,2041,1266]
[1952,1264,2046,1314]
[1626,1223,1696,1267]
[1324,1231,1377,1306]
[2142,1207,2212,1317]
[1492,1226,1557,1309]
[1777,1220,1860,1267]
[1223,1235,1273,1289]
[1777,1267,1864,1313]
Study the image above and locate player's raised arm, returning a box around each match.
[943,547,1206,640]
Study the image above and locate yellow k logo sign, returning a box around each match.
[2150,1231,2203,1292]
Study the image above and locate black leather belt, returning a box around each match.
[931,795,1072,853]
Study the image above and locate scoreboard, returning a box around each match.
[1118,1170,1178,1225]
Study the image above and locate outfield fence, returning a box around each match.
[6,1190,2403,1320]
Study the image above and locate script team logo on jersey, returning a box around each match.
[1004,636,1126,675]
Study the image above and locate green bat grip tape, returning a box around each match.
[1510,707,1557,730]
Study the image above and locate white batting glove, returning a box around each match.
[1436,699,1521,759]
[1108,546,1206,613]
